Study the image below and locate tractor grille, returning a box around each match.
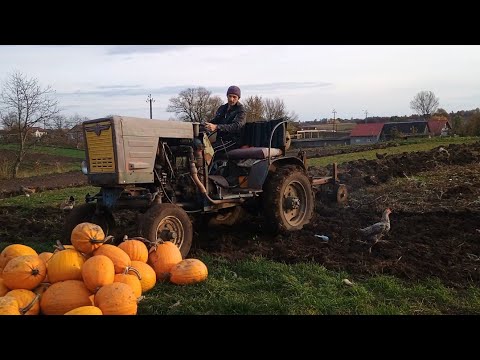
[84,121,115,173]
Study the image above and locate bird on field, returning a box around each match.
[20,186,36,197]
[359,208,392,253]
[437,146,450,158]
[60,196,75,211]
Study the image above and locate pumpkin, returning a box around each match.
[38,252,53,265]
[93,244,131,274]
[47,248,85,283]
[40,280,92,315]
[64,306,103,315]
[5,289,40,315]
[130,261,157,293]
[170,258,208,285]
[118,238,149,263]
[82,255,115,293]
[2,254,46,290]
[0,278,9,296]
[114,267,142,298]
[71,222,106,254]
[94,282,137,315]
[0,296,21,315]
[0,244,37,269]
[38,252,53,282]
[147,241,182,282]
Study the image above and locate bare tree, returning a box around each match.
[243,95,265,123]
[166,87,222,123]
[410,91,439,119]
[264,98,287,120]
[0,71,59,178]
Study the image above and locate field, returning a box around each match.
[1,138,480,314]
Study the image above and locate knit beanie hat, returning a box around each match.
[226,85,241,98]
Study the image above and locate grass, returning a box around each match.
[0,143,85,158]
[307,136,480,167]
[0,144,84,178]
[2,137,480,314]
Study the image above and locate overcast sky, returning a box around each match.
[0,45,478,122]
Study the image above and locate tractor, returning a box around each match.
[64,115,347,257]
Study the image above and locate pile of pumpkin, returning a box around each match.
[0,222,208,315]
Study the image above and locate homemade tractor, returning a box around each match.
[65,116,347,257]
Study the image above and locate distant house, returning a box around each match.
[428,119,452,136]
[29,127,48,138]
[67,124,84,146]
[349,123,385,144]
[380,121,429,141]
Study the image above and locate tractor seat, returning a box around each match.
[226,147,283,160]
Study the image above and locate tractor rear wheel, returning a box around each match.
[263,165,314,234]
[141,203,193,258]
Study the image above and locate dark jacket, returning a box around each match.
[210,102,246,143]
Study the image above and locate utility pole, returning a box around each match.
[146,94,155,119]
[332,109,337,132]
[363,110,368,124]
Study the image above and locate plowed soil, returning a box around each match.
[2,142,480,288]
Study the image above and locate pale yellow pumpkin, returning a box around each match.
[170,258,208,285]
[64,306,103,315]
[94,282,137,315]
[147,241,182,282]
[71,222,106,254]
[93,244,131,274]
[47,249,85,283]
[2,254,46,290]
[0,244,37,269]
[5,289,40,315]
[130,261,157,293]
[81,255,115,292]
[0,296,21,315]
[40,280,92,315]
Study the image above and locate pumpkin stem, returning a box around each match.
[103,235,115,244]
[137,295,145,303]
[54,240,66,251]
[125,266,142,280]
[20,293,40,315]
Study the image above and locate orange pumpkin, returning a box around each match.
[38,252,53,283]
[0,244,37,269]
[2,254,46,290]
[114,267,142,298]
[82,255,115,292]
[47,249,85,283]
[170,258,208,285]
[64,306,103,315]
[5,289,40,315]
[130,261,157,293]
[40,280,92,315]
[0,278,9,296]
[71,222,106,254]
[118,238,149,263]
[94,282,137,315]
[93,244,131,274]
[147,241,182,282]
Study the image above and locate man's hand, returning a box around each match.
[204,122,218,132]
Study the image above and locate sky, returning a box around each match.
[0,45,478,122]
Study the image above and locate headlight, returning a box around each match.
[81,160,88,175]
